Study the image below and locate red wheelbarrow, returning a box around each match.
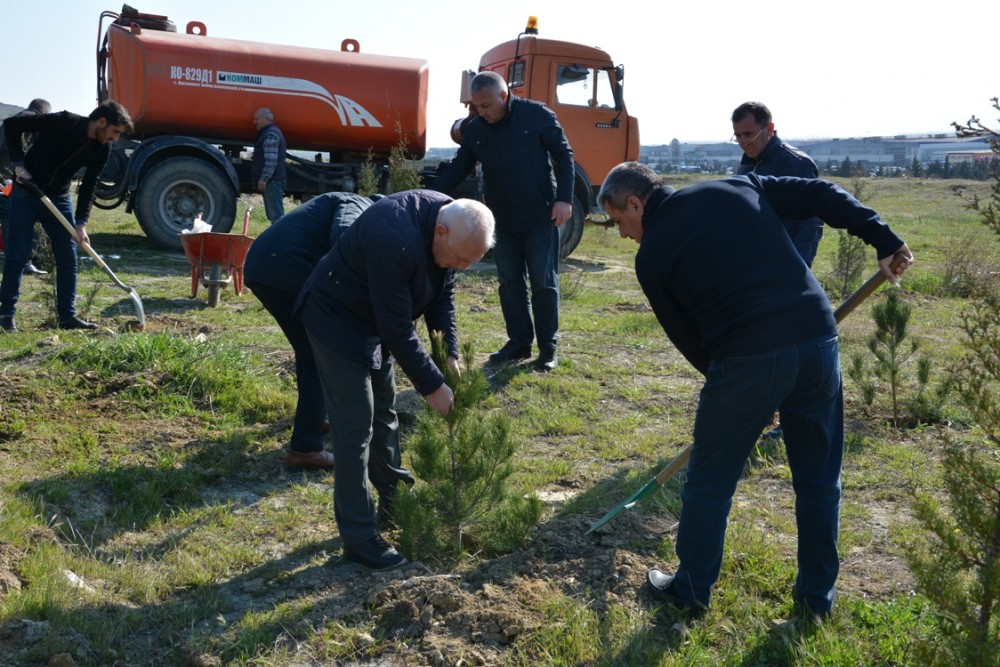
[180,209,254,307]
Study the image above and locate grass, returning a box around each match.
[0,177,996,665]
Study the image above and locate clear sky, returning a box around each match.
[5,0,998,148]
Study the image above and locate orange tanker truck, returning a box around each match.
[94,5,639,257]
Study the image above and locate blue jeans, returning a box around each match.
[492,226,560,352]
[262,180,285,223]
[246,281,326,453]
[671,335,843,615]
[0,186,79,321]
[307,336,415,548]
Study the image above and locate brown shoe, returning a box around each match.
[285,449,335,469]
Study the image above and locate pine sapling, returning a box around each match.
[867,287,918,426]
[395,332,541,564]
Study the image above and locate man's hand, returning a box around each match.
[880,243,914,283]
[551,201,572,227]
[257,179,267,193]
[76,225,90,246]
[446,355,461,379]
[14,166,32,182]
[426,383,455,417]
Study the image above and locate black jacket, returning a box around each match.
[636,175,904,375]
[2,111,110,224]
[297,190,458,396]
[432,96,574,232]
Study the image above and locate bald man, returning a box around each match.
[296,190,495,570]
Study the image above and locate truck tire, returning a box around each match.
[558,198,585,262]
[135,157,236,250]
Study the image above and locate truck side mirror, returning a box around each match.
[613,65,625,111]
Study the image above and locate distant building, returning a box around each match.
[639,134,994,174]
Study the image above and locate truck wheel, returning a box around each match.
[558,198,585,262]
[135,157,236,250]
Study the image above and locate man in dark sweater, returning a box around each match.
[1,100,132,332]
[732,101,824,266]
[432,71,574,372]
[597,162,913,620]
[296,191,495,570]
[245,192,378,470]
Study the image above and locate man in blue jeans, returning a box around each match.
[732,101,824,267]
[432,71,574,372]
[1,101,132,332]
[251,108,287,223]
[598,162,913,620]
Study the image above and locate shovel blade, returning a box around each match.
[586,477,663,534]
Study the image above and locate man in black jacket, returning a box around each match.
[296,190,494,570]
[0,100,132,332]
[432,71,574,371]
[0,98,53,277]
[732,101,823,266]
[245,192,378,470]
[598,162,913,620]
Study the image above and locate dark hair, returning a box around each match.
[731,101,772,125]
[28,99,51,115]
[597,162,665,210]
[89,100,133,132]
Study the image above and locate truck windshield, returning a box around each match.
[555,65,616,110]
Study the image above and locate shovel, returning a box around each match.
[19,180,146,329]
[586,251,909,534]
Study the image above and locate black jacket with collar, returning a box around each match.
[431,95,574,232]
[3,111,110,224]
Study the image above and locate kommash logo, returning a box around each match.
[218,72,262,85]
[169,66,382,128]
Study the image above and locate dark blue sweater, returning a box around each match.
[244,192,374,293]
[297,190,457,396]
[636,175,904,375]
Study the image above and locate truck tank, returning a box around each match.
[104,19,428,158]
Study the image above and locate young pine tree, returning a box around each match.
[867,287,919,426]
[394,332,541,564]
[904,98,1000,664]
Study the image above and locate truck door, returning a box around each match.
[551,63,629,189]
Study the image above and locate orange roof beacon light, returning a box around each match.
[525,16,539,34]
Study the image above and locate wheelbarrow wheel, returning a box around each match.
[207,265,222,307]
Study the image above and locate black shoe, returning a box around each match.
[344,534,408,570]
[0,317,16,333]
[58,317,98,330]
[647,569,707,617]
[23,261,48,276]
[535,348,557,372]
[488,341,531,364]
